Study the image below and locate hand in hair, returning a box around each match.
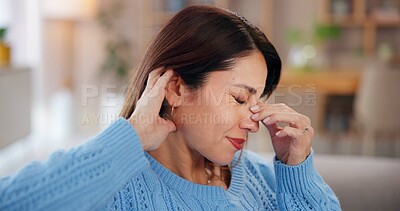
[129,68,177,151]
[250,103,313,166]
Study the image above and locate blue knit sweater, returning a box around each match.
[0,118,341,210]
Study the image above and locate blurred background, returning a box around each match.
[0,0,399,210]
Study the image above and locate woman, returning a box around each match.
[0,5,340,210]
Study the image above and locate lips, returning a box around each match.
[227,137,246,150]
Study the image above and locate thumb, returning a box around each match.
[161,118,177,133]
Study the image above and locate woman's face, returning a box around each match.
[176,51,267,165]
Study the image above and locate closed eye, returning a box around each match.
[233,96,246,105]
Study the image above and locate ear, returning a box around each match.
[165,73,186,107]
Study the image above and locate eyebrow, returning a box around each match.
[233,84,257,95]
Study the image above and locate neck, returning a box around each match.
[148,132,208,185]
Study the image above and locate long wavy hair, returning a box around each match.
[120,5,281,186]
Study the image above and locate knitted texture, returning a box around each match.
[0,118,341,210]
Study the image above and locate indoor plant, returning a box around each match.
[0,28,10,66]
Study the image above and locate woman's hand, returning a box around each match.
[250,103,313,166]
[129,68,176,151]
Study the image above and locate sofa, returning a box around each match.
[260,152,400,211]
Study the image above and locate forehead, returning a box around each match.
[206,51,267,96]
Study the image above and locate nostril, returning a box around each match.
[239,114,260,132]
[251,122,260,133]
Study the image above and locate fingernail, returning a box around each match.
[275,131,281,136]
[251,113,259,119]
[263,117,270,123]
[250,105,259,111]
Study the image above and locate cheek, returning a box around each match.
[178,102,241,164]
[178,105,230,147]
[178,91,242,145]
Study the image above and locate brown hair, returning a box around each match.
[120,5,281,186]
[120,6,281,119]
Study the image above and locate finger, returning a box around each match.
[153,69,174,91]
[143,67,165,96]
[262,122,282,138]
[261,113,309,129]
[267,103,296,113]
[250,102,294,112]
[148,67,165,88]
[147,70,174,109]
[275,126,304,139]
[250,103,295,121]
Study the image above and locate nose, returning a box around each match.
[239,116,259,133]
[239,97,259,133]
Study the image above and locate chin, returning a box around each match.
[211,153,235,166]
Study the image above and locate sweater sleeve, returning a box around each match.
[273,150,341,211]
[0,118,149,211]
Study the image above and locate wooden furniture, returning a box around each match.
[279,67,362,95]
[276,68,362,132]
[0,67,31,149]
[320,0,400,56]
